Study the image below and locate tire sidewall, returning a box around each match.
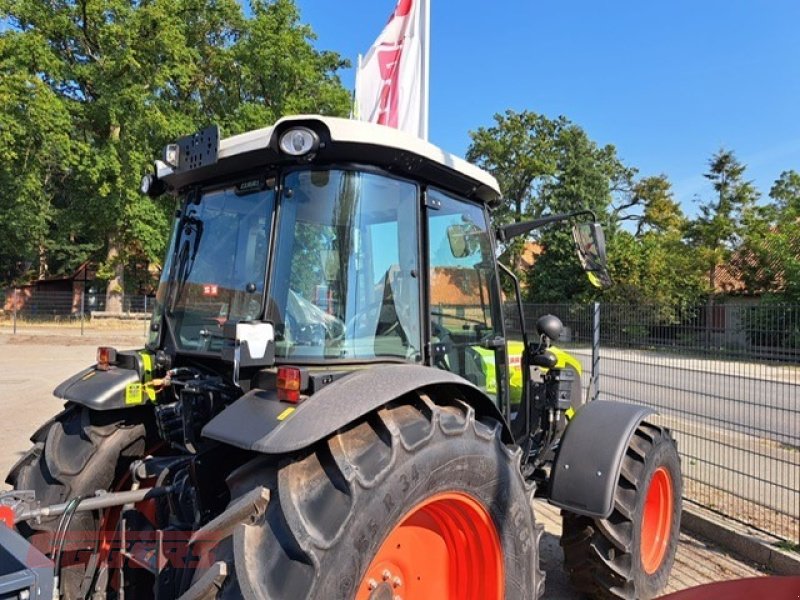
[632,435,682,595]
[312,425,537,599]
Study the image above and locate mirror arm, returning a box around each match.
[497,261,528,351]
[496,210,596,243]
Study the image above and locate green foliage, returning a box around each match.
[0,0,350,288]
[688,149,759,291]
[467,110,637,302]
[738,170,800,302]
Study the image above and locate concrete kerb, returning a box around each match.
[681,504,800,575]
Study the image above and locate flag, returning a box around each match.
[354,0,430,140]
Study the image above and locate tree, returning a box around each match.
[467,110,638,302]
[467,110,566,226]
[739,170,800,301]
[688,149,759,295]
[0,0,351,308]
[632,175,685,236]
[527,124,634,302]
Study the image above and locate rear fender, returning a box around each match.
[53,350,153,411]
[548,400,656,519]
[202,364,512,454]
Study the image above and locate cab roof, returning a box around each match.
[156,115,501,205]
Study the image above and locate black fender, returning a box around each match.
[548,400,656,519]
[201,364,511,454]
[52,351,151,410]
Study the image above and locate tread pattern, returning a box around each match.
[190,391,545,600]
[560,423,681,600]
[7,404,152,599]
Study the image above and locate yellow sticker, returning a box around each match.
[140,352,154,382]
[125,383,144,405]
[565,407,576,421]
[276,407,295,421]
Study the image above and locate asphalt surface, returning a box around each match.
[0,327,773,597]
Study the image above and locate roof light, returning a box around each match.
[277,366,303,403]
[279,127,319,157]
[163,143,180,168]
[96,346,117,371]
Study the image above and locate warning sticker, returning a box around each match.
[125,383,144,405]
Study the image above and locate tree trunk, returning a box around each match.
[105,239,124,313]
[38,242,48,280]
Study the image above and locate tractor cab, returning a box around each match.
[143,115,607,416]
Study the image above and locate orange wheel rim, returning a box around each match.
[355,491,504,600]
[641,466,674,574]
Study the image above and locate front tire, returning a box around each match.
[189,392,544,600]
[561,422,682,600]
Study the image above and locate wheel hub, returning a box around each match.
[356,492,503,600]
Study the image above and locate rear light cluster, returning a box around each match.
[277,366,304,403]
[96,346,118,371]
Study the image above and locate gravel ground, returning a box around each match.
[0,330,772,598]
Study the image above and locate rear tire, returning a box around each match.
[561,422,681,600]
[6,404,153,599]
[188,392,544,600]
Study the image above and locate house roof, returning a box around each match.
[714,232,791,295]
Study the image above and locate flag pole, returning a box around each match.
[351,53,363,119]
[420,0,430,140]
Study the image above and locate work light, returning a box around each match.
[163,143,180,168]
[279,127,319,157]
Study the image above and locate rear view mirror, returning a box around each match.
[447,223,479,259]
[572,223,613,289]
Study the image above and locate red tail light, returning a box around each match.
[277,367,303,403]
[96,346,117,371]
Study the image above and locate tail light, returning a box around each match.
[96,346,117,371]
[277,367,304,403]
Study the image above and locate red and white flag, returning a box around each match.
[354,0,430,140]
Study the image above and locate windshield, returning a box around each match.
[267,169,422,361]
[149,184,274,352]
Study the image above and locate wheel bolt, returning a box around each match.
[382,569,392,581]
[392,576,402,588]
[368,579,378,590]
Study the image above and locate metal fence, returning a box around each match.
[2,289,798,542]
[1,288,153,336]
[517,302,799,544]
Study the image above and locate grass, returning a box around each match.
[775,540,800,554]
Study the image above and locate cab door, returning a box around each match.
[425,188,508,408]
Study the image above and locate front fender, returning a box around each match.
[202,364,511,454]
[548,400,656,519]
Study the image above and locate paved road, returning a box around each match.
[566,347,799,447]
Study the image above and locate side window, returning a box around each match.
[427,189,500,399]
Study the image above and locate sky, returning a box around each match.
[295,0,800,216]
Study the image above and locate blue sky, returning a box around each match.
[296,0,800,215]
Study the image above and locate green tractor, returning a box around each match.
[2,116,681,599]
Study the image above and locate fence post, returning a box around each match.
[80,289,85,336]
[591,301,600,402]
[12,288,18,335]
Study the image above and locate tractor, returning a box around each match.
[1,116,681,599]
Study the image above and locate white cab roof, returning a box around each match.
[222,115,501,199]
